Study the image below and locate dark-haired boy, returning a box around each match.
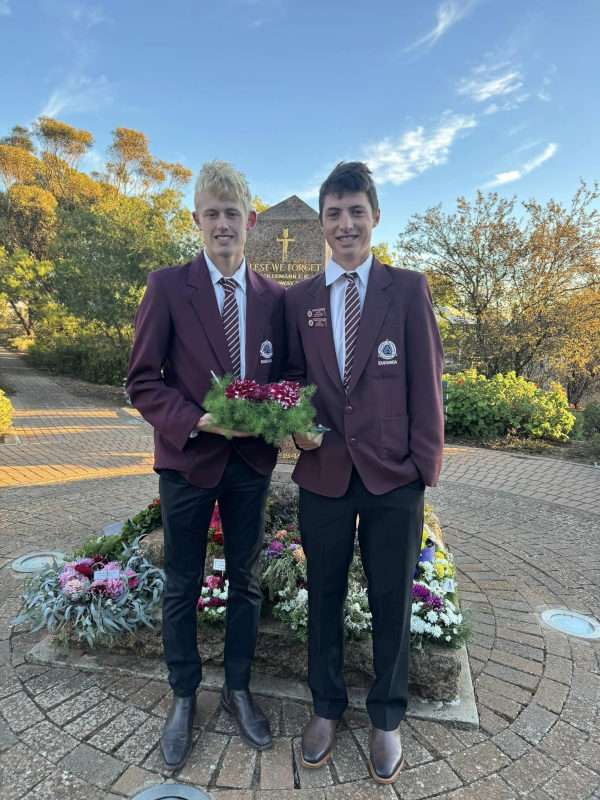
[286,162,444,784]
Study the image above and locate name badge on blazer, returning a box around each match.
[260,339,273,364]
[307,307,327,328]
[377,339,398,366]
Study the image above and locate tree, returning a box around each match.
[253,196,270,213]
[51,189,198,343]
[0,117,199,383]
[0,185,57,258]
[34,117,93,167]
[0,144,39,190]
[396,184,600,377]
[371,241,395,264]
[546,289,600,405]
[0,246,55,335]
[1,125,35,152]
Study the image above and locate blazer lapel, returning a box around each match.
[347,259,393,394]
[245,267,269,378]
[308,275,345,394]
[187,254,232,374]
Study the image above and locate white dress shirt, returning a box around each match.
[205,250,247,379]
[325,255,372,380]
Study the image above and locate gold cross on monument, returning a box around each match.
[277,228,295,260]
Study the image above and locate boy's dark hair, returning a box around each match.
[318,161,379,220]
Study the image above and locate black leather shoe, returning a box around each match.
[160,694,196,770]
[221,686,272,750]
[368,726,405,784]
[301,714,338,768]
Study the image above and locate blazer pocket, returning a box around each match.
[379,414,409,460]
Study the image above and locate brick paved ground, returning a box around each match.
[1,347,599,799]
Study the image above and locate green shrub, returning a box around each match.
[582,402,600,438]
[29,331,130,386]
[444,370,575,442]
[0,389,13,435]
[587,432,600,461]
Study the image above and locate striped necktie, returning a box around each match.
[219,277,241,378]
[343,272,360,389]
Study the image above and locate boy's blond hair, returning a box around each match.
[194,160,252,215]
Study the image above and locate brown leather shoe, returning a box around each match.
[368,726,405,784]
[301,714,338,768]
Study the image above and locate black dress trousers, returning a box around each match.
[299,470,424,730]
[159,451,270,696]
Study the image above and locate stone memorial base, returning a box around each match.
[26,633,478,728]
[54,607,461,702]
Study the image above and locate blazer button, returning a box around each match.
[349,436,357,445]
[345,405,353,414]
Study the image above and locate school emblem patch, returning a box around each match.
[377,340,397,361]
[260,340,273,360]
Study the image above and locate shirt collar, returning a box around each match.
[325,254,373,288]
[204,250,247,293]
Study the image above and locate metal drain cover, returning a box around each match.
[540,609,600,639]
[12,552,65,573]
[132,785,211,800]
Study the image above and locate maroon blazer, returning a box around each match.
[285,259,444,497]
[127,253,285,488]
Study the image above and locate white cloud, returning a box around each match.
[486,142,558,187]
[40,74,113,118]
[489,170,521,186]
[523,143,558,171]
[297,112,477,200]
[458,63,523,103]
[405,0,474,52]
[364,113,477,186]
[0,0,11,15]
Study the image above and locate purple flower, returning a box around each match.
[267,540,284,557]
[412,583,444,611]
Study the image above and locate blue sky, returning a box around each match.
[1,0,598,246]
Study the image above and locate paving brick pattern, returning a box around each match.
[1,347,600,799]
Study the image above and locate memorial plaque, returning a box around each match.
[246,195,327,287]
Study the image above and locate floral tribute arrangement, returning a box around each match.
[15,539,164,647]
[196,487,467,649]
[15,488,467,653]
[198,505,229,624]
[197,574,229,623]
[203,375,317,445]
[410,520,465,647]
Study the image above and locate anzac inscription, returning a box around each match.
[251,260,323,287]
[246,195,327,287]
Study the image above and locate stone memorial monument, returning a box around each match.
[247,195,327,462]
[246,195,327,285]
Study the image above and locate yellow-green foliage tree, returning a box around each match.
[371,241,396,265]
[396,183,600,380]
[0,118,200,383]
[547,289,600,405]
